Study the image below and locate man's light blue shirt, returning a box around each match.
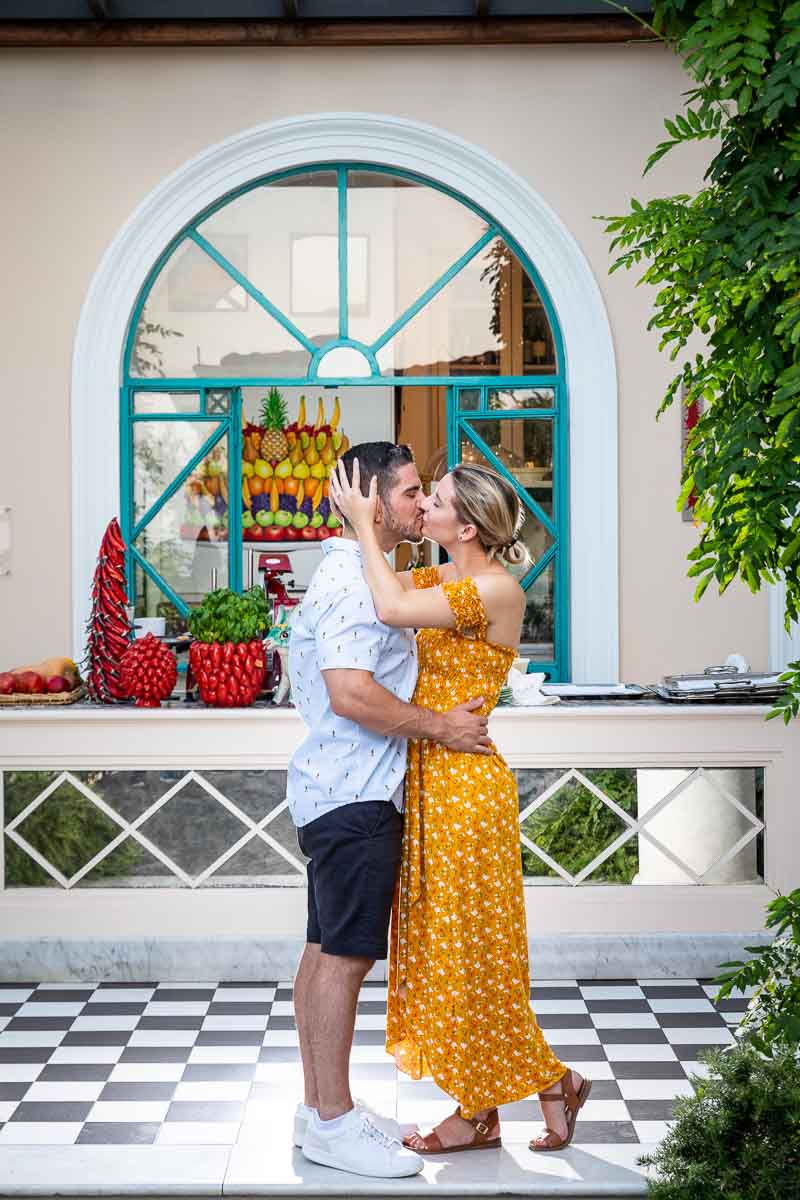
[287,538,419,828]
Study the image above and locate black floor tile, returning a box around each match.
[573,1120,639,1143]
[61,1031,130,1046]
[654,1012,725,1028]
[119,1047,190,1063]
[0,1004,22,1017]
[182,1064,256,1082]
[583,1079,622,1099]
[165,1100,245,1122]
[549,1044,607,1061]
[38,1064,114,1082]
[641,986,706,999]
[259,1047,301,1062]
[673,1044,728,1060]
[10,1101,94,1122]
[6,1017,74,1031]
[196,1031,264,1046]
[537,1015,593,1029]
[598,1029,668,1044]
[98,1082,177,1101]
[586,999,651,1013]
[217,982,279,988]
[80,1003,146,1017]
[714,998,750,1012]
[0,1083,30,1101]
[266,1016,296,1030]
[26,990,94,1004]
[208,1003,272,1016]
[352,1030,389,1045]
[357,1002,388,1015]
[96,982,158,989]
[576,979,639,987]
[531,987,582,1000]
[612,1062,688,1080]
[150,989,215,1003]
[0,1048,52,1063]
[137,1017,205,1031]
[76,1121,160,1145]
[627,1100,679,1121]
[274,989,294,1003]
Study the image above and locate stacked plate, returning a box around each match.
[656,667,788,704]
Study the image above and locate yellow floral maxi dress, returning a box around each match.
[386,568,567,1119]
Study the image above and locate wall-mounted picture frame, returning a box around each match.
[290,233,370,318]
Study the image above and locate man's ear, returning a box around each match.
[374,495,384,526]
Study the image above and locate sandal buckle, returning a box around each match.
[474,1120,489,1136]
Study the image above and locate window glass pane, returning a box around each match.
[133,421,223,525]
[133,391,200,415]
[462,417,554,516]
[347,170,489,348]
[130,243,312,380]
[458,388,481,411]
[197,171,339,342]
[488,387,555,411]
[377,237,556,377]
[133,430,228,618]
[522,561,555,661]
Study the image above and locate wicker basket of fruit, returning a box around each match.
[0,658,85,705]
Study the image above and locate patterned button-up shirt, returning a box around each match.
[287,537,419,828]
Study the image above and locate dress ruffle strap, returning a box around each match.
[441,577,488,640]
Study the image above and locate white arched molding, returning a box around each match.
[769,580,800,672]
[71,113,619,682]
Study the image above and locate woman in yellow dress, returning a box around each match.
[329,458,591,1154]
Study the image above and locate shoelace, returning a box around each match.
[359,1113,401,1149]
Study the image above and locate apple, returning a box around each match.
[46,675,71,694]
[265,526,284,541]
[241,511,255,529]
[15,671,45,694]
[0,672,15,694]
[255,510,274,528]
[254,459,272,479]
[293,512,310,529]
[275,459,292,479]
[283,527,300,541]
[310,513,324,528]
[301,527,318,541]
[326,514,342,529]
[248,525,264,540]
[241,461,255,478]
[317,526,331,540]
[274,510,292,528]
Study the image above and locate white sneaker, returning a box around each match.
[301,1107,424,1177]
[293,1098,415,1148]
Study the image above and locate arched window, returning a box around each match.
[123,164,568,677]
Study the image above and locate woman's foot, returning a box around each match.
[403,1107,500,1152]
[530,1069,585,1150]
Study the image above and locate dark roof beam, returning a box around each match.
[87,0,111,15]
[282,0,301,16]
[475,0,491,16]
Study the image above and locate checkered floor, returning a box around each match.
[0,978,747,1149]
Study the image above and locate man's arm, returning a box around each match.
[322,668,493,755]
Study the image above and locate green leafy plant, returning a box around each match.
[521,769,639,883]
[599,0,800,723]
[639,1040,800,1198]
[4,771,142,887]
[714,886,800,1054]
[187,586,271,645]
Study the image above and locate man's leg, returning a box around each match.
[293,942,321,1109]
[307,951,373,1120]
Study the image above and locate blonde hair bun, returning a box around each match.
[450,463,533,572]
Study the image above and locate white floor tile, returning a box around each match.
[145,1002,209,1017]
[0,1019,7,1033]
[71,1016,140,1032]
[592,1013,659,1029]
[49,1045,123,1064]
[536,1027,600,1044]
[253,1062,305,1084]
[86,988,155,1004]
[87,1100,171,1123]
[188,1045,260,1064]
[24,1082,105,1103]
[617,1079,695,1100]
[16,1003,84,1018]
[36,983,95,991]
[662,1027,733,1044]
[681,1061,712,1079]
[201,1016,268,1032]
[531,980,579,988]
[633,1120,672,1143]
[702,983,757,999]
[0,1123,82,1145]
[578,1099,631,1122]
[109,1063,185,1082]
[649,999,716,1013]
[0,990,34,1004]
[358,988,389,1002]
[266,1001,295,1018]
[0,1031,65,1047]
[0,1064,42,1082]
[529,999,588,1014]
[155,1120,240,1145]
[0,1103,18,1122]
[580,986,645,1000]
[603,1043,678,1062]
[261,1031,300,1047]
[172,1081,251,1102]
[354,1015,391,1030]
[155,983,218,990]
[569,1061,615,1080]
[128,1030,199,1047]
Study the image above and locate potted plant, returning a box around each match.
[187,586,270,708]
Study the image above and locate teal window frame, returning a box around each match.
[447,383,569,681]
[121,163,570,677]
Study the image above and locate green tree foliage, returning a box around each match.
[600,0,800,722]
[4,772,142,887]
[521,768,639,882]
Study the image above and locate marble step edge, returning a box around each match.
[0,932,771,983]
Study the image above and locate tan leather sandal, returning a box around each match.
[403,1106,502,1154]
[529,1072,592,1152]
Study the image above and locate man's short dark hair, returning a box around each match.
[339,442,415,504]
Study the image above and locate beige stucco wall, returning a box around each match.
[0,44,768,681]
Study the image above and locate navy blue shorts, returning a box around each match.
[297,801,403,960]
